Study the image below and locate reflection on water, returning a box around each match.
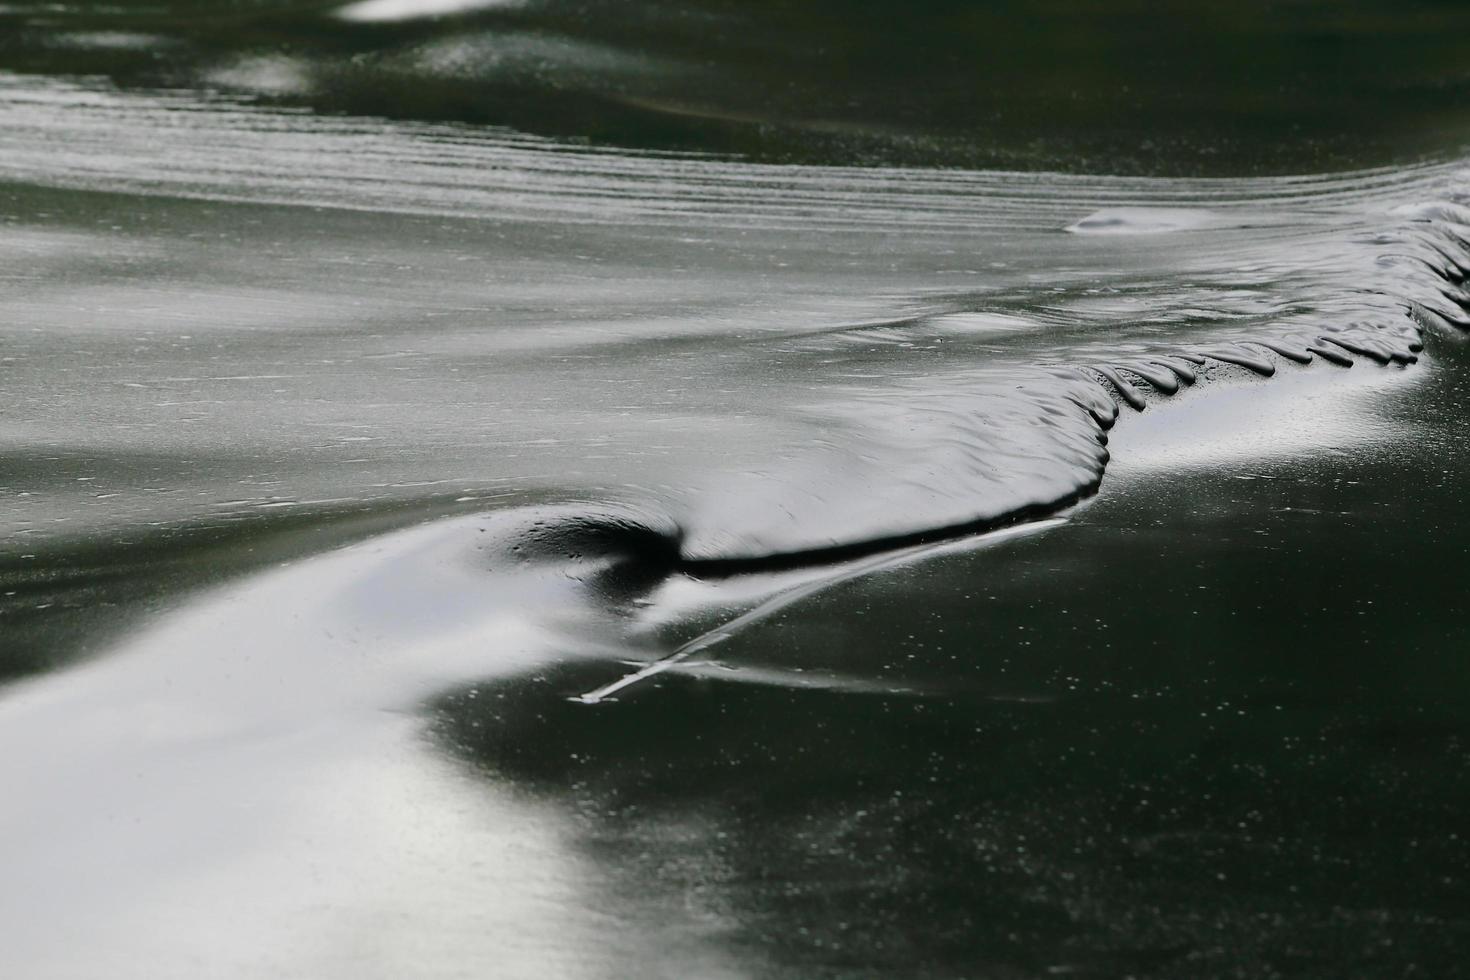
[2,0,1470,975]
[432,358,1470,977]
[336,0,526,23]
[2,81,1465,562]
[5,0,1470,172]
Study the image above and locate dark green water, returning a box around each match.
[1,2,1469,977]
[435,354,1470,978]
[5,0,1470,172]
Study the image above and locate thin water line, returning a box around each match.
[571,517,1067,704]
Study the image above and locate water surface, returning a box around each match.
[2,2,1470,976]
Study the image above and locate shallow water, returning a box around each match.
[2,2,1470,977]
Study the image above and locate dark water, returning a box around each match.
[2,2,1469,977]
[5,0,1470,172]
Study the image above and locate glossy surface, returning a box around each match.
[2,2,1469,976]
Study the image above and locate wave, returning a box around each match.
[3,63,1470,977]
[8,0,1470,173]
[3,73,1468,575]
[0,72,1453,227]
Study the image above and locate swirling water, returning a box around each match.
[2,2,1470,977]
